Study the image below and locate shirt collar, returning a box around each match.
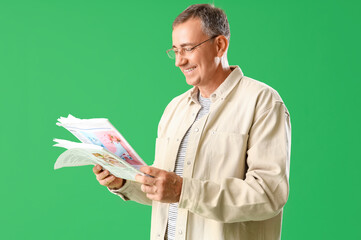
[187,65,244,104]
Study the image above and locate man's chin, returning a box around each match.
[185,77,200,87]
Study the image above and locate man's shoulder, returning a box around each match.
[157,88,192,134]
[237,76,284,105]
[235,76,289,118]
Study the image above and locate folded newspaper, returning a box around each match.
[54,114,147,181]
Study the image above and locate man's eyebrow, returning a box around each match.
[172,42,195,48]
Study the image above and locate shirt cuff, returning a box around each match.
[178,177,200,211]
[108,180,134,201]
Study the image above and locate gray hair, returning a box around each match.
[172,4,230,40]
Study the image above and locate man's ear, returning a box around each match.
[215,35,229,57]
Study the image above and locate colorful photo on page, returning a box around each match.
[93,130,143,166]
[92,153,126,168]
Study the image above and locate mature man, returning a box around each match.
[93,4,291,240]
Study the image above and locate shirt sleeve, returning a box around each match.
[178,101,291,223]
[108,180,152,206]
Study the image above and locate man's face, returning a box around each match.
[172,18,218,88]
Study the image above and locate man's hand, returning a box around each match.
[93,164,124,190]
[135,166,183,203]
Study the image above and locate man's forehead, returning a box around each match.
[172,18,206,47]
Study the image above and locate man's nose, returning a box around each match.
[175,54,187,67]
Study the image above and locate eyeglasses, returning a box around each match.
[166,36,217,59]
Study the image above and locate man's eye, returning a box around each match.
[173,49,179,54]
[184,47,193,52]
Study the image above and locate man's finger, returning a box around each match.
[145,193,160,201]
[140,166,162,177]
[141,184,157,194]
[93,165,102,174]
[135,174,156,185]
[97,169,110,181]
[100,175,115,186]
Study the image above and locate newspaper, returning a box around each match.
[54,115,146,181]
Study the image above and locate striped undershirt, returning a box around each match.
[166,93,211,240]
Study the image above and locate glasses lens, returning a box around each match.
[167,49,176,59]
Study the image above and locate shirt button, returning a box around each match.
[212,131,216,135]
[192,113,195,116]
[178,229,183,235]
[176,138,179,141]
[187,161,191,165]
[194,128,199,132]
[157,233,161,238]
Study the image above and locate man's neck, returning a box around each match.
[198,66,233,98]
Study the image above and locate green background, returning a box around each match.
[1,0,360,239]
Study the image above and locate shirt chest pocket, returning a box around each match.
[207,132,249,180]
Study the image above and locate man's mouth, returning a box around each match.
[184,66,196,73]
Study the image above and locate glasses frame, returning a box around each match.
[166,35,218,59]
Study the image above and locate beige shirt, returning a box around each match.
[112,66,291,240]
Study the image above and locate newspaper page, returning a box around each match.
[54,139,142,180]
[56,115,146,170]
